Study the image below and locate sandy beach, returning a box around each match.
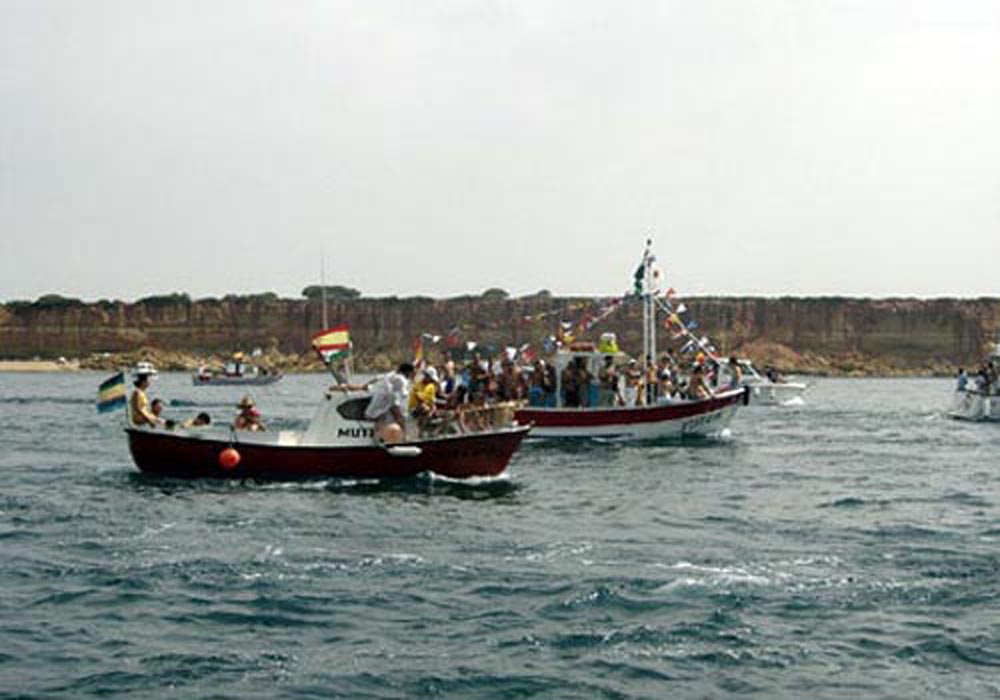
[0,360,81,372]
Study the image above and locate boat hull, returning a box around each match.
[514,388,748,439]
[126,426,530,480]
[192,374,283,386]
[743,381,807,406]
[948,391,1000,422]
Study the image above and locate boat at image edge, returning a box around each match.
[948,337,1000,422]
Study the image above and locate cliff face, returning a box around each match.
[1,296,998,374]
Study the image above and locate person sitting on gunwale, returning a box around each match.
[234,395,266,431]
[129,374,161,428]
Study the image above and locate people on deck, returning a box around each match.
[657,355,676,400]
[234,395,266,431]
[622,359,644,407]
[409,366,440,419]
[151,398,177,429]
[645,355,659,404]
[182,412,212,429]
[129,374,160,428]
[364,362,415,442]
[465,353,489,403]
[561,361,580,407]
[562,357,592,407]
[956,368,968,392]
[727,357,743,390]
[529,358,557,407]
[598,356,620,407]
[686,364,714,400]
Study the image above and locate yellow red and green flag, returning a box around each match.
[312,325,352,363]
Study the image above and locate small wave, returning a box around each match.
[894,635,1000,668]
[0,395,93,406]
[819,496,891,509]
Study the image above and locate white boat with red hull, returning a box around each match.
[514,240,748,440]
[515,387,747,440]
[127,387,529,480]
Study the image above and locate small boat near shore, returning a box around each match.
[716,359,808,406]
[948,338,999,422]
[192,355,282,386]
[127,386,530,480]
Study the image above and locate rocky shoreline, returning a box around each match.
[0,345,962,378]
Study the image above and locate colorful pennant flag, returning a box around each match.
[311,325,352,363]
[96,372,126,413]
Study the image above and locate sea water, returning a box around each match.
[0,373,998,699]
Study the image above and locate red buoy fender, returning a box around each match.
[218,447,241,470]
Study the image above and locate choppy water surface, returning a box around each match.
[1,373,998,699]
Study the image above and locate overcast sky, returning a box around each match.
[2,0,999,302]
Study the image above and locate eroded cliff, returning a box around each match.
[1,295,998,374]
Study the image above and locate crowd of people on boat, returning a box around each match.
[125,340,762,442]
[351,343,753,442]
[956,361,998,395]
[128,372,262,431]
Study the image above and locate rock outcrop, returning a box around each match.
[1,295,998,375]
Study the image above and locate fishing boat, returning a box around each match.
[514,347,748,439]
[127,385,530,480]
[715,359,808,406]
[514,241,748,440]
[948,338,1000,422]
[192,354,282,386]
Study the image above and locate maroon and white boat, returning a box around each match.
[127,387,530,480]
[514,348,748,440]
[514,240,748,440]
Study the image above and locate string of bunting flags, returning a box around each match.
[411,249,723,365]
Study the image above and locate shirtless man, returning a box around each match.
[686,365,714,400]
[622,359,644,407]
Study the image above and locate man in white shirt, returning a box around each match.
[365,362,415,441]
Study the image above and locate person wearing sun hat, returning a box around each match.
[233,395,266,431]
[128,372,160,427]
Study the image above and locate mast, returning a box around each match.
[648,238,656,362]
[642,238,656,381]
[320,250,329,330]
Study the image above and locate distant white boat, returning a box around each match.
[948,338,999,422]
[715,359,808,406]
[948,391,1000,422]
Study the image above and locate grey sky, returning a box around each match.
[2,0,999,302]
